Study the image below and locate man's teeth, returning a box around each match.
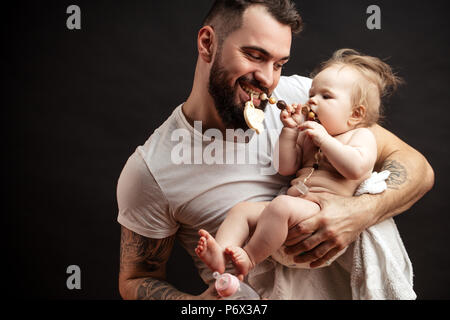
[242,86,266,100]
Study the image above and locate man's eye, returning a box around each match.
[274,63,284,71]
[247,53,262,60]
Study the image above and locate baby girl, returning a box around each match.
[195,48,402,279]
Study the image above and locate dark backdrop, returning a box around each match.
[3,0,449,299]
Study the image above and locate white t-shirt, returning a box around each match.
[117,75,353,299]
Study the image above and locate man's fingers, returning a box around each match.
[284,231,312,246]
[296,215,321,235]
[285,230,325,256]
[292,240,333,264]
[309,247,343,268]
[284,231,323,256]
[285,223,304,240]
[284,214,322,254]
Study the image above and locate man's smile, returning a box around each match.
[238,80,267,107]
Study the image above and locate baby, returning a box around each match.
[195,48,402,279]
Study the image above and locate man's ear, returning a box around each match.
[197,26,216,63]
[348,105,366,127]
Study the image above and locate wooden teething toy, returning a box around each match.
[243,93,278,134]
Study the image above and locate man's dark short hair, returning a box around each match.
[203,0,303,45]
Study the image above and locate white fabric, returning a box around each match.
[117,75,415,299]
[355,170,391,196]
[351,218,416,300]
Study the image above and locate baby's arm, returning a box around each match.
[299,121,377,180]
[276,104,304,176]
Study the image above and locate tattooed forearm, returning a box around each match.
[136,278,188,300]
[381,159,407,189]
[120,226,174,273]
[119,227,188,300]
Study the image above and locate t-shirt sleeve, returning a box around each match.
[274,75,312,104]
[116,151,179,239]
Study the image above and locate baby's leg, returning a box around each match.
[195,202,268,274]
[227,195,320,277]
[216,202,269,248]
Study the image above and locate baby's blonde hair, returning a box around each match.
[311,48,403,127]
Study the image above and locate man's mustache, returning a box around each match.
[238,76,269,95]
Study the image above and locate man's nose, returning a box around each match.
[254,64,274,91]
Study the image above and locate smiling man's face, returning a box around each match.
[208,5,292,130]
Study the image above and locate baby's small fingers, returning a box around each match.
[292,113,303,125]
[298,121,316,130]
[284,118,298,128]
[280,109,290,118]
[293,103,303,114]
[286,104,295,114]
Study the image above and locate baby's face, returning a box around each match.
[308,64,360,135]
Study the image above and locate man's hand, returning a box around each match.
[193,282,267,300]
[283,124,434,268]
[192,283,222,300]
[284,192,370,268]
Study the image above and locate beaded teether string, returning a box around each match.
[276,100,321,195]
[295,148,322,195]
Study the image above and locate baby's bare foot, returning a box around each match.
[195,229,226,274]
[225,246,255,278]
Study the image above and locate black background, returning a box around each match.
[3,0,449,299]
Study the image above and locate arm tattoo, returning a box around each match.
[137,278,186,300]
[381,159,407,189]
[120,227,186,299]
[120,227,174,272]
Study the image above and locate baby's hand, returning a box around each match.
[280,103,304,128]
[298,121,330,147]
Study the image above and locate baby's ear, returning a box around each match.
[348,105,366,127]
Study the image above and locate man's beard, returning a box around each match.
[208,55,268,130]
